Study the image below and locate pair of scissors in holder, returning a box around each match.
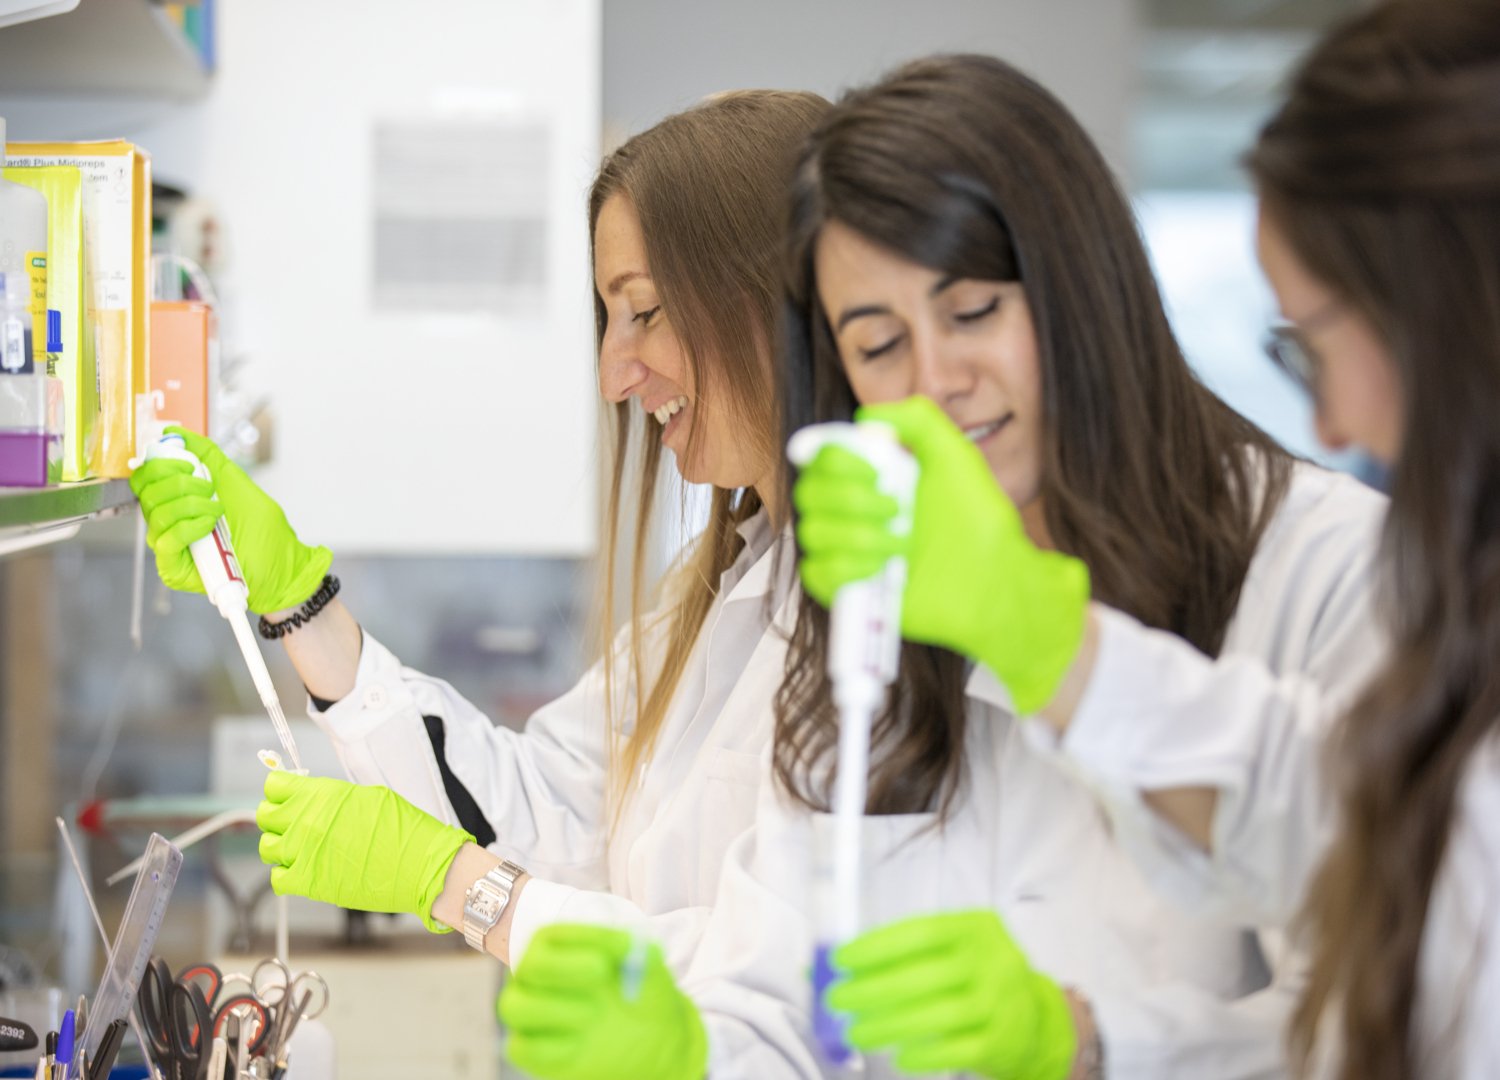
[250,958,329,1071]
[139,958,274,1077]
[138,958,211,1080]
[250,958,328,1018]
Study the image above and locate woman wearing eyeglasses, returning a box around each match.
[787,1,1500,1076]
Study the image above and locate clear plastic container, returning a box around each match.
[0,371,58,485]
[0,116,48,349]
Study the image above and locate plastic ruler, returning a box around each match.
[78,832,182,1065]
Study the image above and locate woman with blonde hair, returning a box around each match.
[132,89,826,1078]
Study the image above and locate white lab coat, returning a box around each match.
[1038,526,1500,1074]
[683,461,1389,1079]
[307,511,796,968]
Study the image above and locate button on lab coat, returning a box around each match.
[685,463,1389,1079]
[307,511,796,968]
[1045,509,1500,1074]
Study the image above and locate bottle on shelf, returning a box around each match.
[0,116,49,369]
[0,276,59,487]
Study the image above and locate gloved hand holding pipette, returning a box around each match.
[788,418,917,1067]
[256,771,473,932]
[498,924,707,1080]
[130,427,332,615]
[133,430,321,772]
[794,395,1091,716]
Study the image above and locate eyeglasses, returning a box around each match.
[1261,299,1345,398]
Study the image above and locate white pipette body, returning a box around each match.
[144,435,305,773]
[787,420,917,1066]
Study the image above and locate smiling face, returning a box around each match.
[1255,206,1406,465]
[593,193,765,490]
[814,218,1046,513]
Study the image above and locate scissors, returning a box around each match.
[139,959,274,1077]
[137,959,212,1080]
[249,958,329,1019]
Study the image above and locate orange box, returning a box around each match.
[149,300,214,435]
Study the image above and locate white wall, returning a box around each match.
[1,0,1141,556]
[3,0,602,556]
[602,0,1141,174]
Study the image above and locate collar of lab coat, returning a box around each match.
[965,659,1017,716]
[721,508,792,606]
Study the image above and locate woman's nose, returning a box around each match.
[599,338,650,404]
[911,337,972,406]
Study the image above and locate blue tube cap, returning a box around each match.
[46,309,61,352]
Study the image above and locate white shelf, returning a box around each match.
[0,0,209,100]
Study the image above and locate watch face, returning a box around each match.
[470,892,501,921]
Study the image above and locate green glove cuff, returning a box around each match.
[1017,973,1078,1080]
[413,824,475,935]
[979,550,1090,715]
[252,542,334,615]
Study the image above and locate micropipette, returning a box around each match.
[144,434,305,773]
[786,421,917,1068]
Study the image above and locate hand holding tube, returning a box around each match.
[828,910,1076,1080]
[499,924,707,1080]
[256,771,471,933]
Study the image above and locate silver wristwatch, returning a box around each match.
[462,859,526,952]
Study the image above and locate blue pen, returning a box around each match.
[55,1010,74,1080]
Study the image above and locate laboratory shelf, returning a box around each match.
[0,0,210,100]
[0,477,133,531]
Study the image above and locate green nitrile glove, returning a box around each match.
[256,771,472,934]
[793,395,1090,714]
[128,427,332,614]
[499,924,707,1080]
[827,910,1076,1080]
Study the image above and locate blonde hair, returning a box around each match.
[588,90,829,818]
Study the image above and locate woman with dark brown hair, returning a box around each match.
[618,52,1387,1080]
[783,2,1500,1077]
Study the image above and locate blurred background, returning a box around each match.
[0,1,1369,1075]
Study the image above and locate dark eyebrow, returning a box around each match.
[834,274,960,332]
[605,270,650,296]
[835,305,891,332]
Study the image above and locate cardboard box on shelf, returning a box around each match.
[6,140,151,478]
[3,163,99,481]
[149,299,215,435]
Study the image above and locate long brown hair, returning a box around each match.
[589,90,829,817]
[775,54,1292,817]
[1247,3,1500,1075]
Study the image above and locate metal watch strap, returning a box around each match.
[462,859,525,952]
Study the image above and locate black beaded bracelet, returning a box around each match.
[259,574,341,640]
